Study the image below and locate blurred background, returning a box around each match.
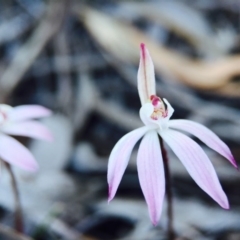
[0,0,240,239]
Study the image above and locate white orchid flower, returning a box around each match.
[107,43,237,225]
[0,104,52,171]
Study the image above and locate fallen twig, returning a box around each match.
[120,2,236,58]
[0,0,68,102]
[0,223,33,240]
[76,6,240,94]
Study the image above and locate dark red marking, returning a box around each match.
[140,43,146,59]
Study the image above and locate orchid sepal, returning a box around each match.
[137,43,156,105]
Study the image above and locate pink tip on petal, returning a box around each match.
[223,202,230,210]
[152,221,158,227]
[140,43,146,58]
[108,185,113,203]
[231,157,238,169]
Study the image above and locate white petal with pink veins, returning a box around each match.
[137,130,165,225]
[0,134,38,171]
[108,126,150,202]
[9,105,52,122]
[137,44,156,105]
[2,121,53,141]
[169,119,237,168]
[160,129,229,209]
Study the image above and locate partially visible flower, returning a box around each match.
[0,104,53,171]
[107,43,237,225]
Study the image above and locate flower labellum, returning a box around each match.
[0,104,53,171]
[107,43,237,225]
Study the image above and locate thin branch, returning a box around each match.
[0,223,33,240]
[53,27,73,116]
[4,162,23,233]
[0,0,69,103]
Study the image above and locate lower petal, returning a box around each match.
[137,131,165,226]
[108,126,150,202]
[160,129,229,209]
[0,134,38,171]
[169,119,237,168]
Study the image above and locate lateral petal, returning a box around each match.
[169,119,237,168]
[2,120,53,141]
[0,134,38,171]
[160,129,229,209]
[137,131,165,226]
[108,126,150,202]
[137,43,156,105]
[9,105,52,122]
[163,98,174,121]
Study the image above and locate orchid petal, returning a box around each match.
[108,126,150,202]
[2,121,53,141]
[157,99,175,130]
[160,129,229,209]
[163,98,174,121]
[137,131,165,225]
[0,134,38,171]
[9,105,52,122]
[137,43,156,105]
[140,103,158,128]
[169,120,237,168]
[0,104,13,113]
